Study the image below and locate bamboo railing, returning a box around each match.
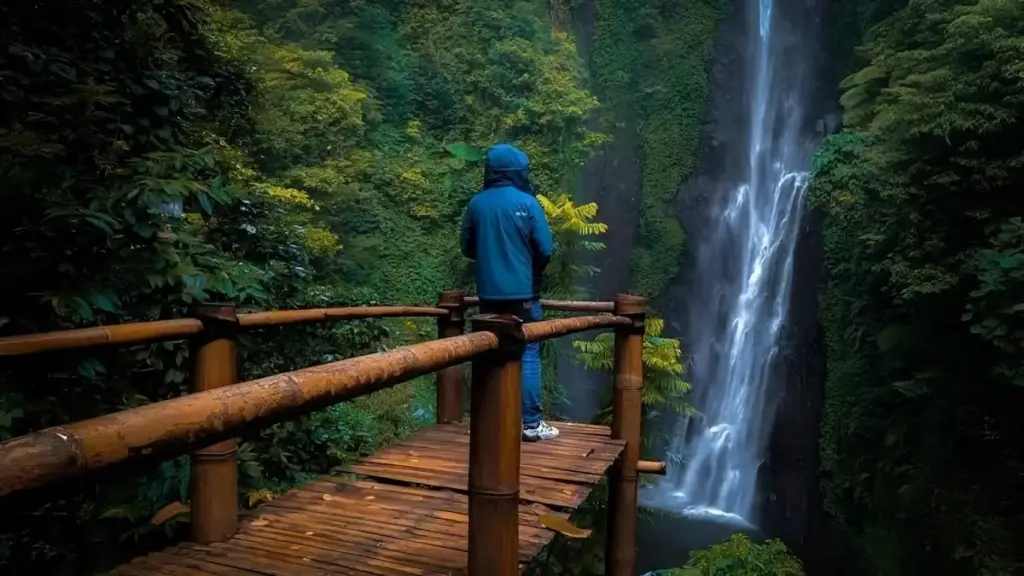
[0,292,658,576]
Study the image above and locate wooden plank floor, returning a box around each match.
[110,421,624,576]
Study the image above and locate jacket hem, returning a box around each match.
[477,294,536,302]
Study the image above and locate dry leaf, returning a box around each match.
[322,494,333,501]
[149,501,190,526]
[305,532,314,535]
[364,496,375,501]
[250,519,269,527]
[539,515,591,539]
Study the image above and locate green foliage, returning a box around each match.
[539,194,609,296]
[811,0,1024,573]
[660,534,804,576]
[0,0,604,572]
[591,0,729,297]
[572,316,693,422]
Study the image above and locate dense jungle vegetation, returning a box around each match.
[812,0,1024,574]
[0,0,712,573]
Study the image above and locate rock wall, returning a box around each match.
[557,0,643,422]
[656,0,840,569]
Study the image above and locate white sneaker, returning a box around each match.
[523,421,560,442]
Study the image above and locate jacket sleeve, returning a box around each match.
[460,202,476,260]
[529,198,553,270]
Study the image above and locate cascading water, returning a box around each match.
[643,0,817,525]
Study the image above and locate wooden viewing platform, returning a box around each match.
[0,292,662,576]
[110,421,624,576]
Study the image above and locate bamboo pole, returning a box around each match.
[189,303,239,544]
[0,312,631,499]
[0,332,500,497]
[637,460,667,475]
[0,301,616,357]
[606,294,645,576]
[521,315,629,342]
[237,306,447,328]
[468,314,524,576]
[0,319,204,356]
[463,296,615,313]
[436,290,466,424]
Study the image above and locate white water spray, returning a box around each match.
[643,0,814,524]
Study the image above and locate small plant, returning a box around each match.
[572,316,694,421]
[660,534,804,576]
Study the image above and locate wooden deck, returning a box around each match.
[109,421,624,576]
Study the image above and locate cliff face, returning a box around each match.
[557,0,642,422]
[656,0,839,567]
[564,1,841,566]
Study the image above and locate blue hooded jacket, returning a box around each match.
[460,144,553,301]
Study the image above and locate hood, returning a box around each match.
[483,144,533,194]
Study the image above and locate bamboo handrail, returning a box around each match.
[0,314,627,497]
[0,319,204,356]
[0,306,449,357]
[0,332,500,496]
[463,296,616,313]
[522,315,629,342]
[0,301,617,358]
[237,306,447,328]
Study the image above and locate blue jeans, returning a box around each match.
[478,299,543,428]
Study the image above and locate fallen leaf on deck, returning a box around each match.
[149,501,190,526]
[322,494,333,501]
[539,515,591,538]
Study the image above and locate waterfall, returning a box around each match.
[643,0,816,525]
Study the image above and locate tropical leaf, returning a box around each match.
[443,143,485,162]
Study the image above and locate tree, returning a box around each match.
[811,0,1024,573]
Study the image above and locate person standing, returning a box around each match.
[459,143,559,442]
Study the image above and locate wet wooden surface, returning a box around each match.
[110,421,623,575]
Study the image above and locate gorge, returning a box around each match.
[567,0,835,570]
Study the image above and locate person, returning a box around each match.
[460,143,559,442]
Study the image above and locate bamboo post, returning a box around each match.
[468,314,524,576]
[189,302,239,544]
[436,290,466,424]
[606,294,645,576]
